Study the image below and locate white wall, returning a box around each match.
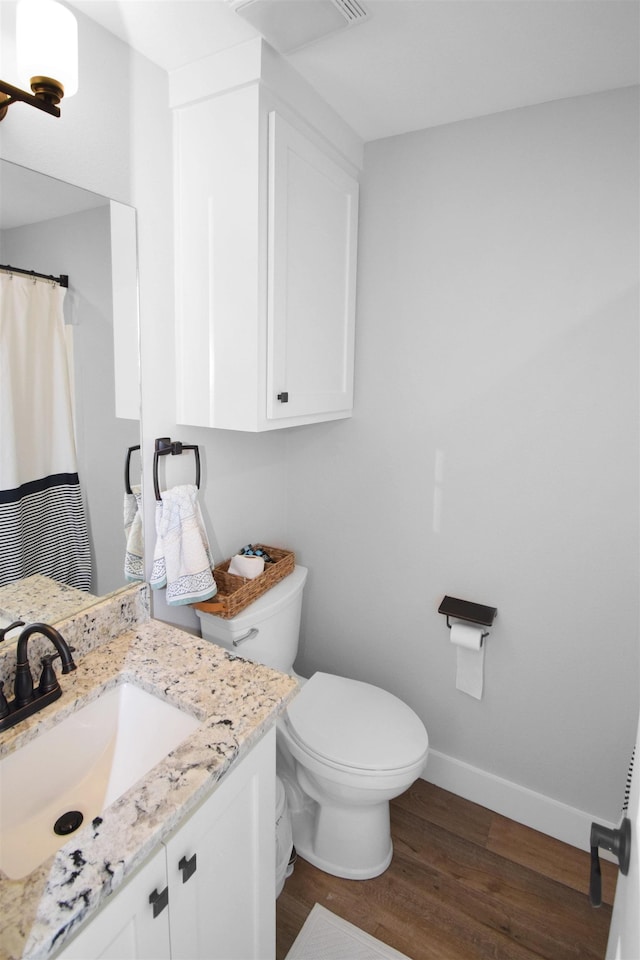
[286,86,640,826]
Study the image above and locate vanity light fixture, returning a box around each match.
[0,0,78,121]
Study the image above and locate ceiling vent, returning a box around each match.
[332,0,368,25]
[228,0,369,55]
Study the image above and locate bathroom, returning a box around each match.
[0,0,638,955]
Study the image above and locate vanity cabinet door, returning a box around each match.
[57,846,170,960]
[166,728,276,960]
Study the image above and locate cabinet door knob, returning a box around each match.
[149,886,169,918]
[179,852,197,883]
[277,392,289,403]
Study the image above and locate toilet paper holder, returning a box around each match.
[438,596,497,644]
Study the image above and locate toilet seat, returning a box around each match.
[285,672,428,774]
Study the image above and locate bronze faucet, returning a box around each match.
[0,623,76,733]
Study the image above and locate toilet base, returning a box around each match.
[287,785,394,880]
[294,830,393,880]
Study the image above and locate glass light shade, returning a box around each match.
[16,0,78,98]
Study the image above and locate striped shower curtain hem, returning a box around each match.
[0,475,92,590]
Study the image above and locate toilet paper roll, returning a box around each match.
[228,554,265,579]
[450,622,485,699]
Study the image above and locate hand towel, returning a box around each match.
[124,485,144,582]
[150,484,217,605]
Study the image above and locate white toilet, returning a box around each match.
[196,565,428,880]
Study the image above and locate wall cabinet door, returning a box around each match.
[56,731,275,960]
[267,111,358,423]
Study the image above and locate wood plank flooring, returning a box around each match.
[276,780,617,960]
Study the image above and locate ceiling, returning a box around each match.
[68,0,639,143]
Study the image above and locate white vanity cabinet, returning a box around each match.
[58,845,171,960]
[163,728,275,960]
[173,53,360,432]
[57,729,275,960]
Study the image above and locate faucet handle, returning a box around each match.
[38,655,62,695]
[38,646,76,693]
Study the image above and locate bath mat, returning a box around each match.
[285,903,411,960]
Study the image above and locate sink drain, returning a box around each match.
[53,810,84,836]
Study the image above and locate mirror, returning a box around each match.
[0,160,142,631]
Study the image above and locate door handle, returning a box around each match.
[149,886,169,918]
[179,852,197,883]
[589,818,631,907]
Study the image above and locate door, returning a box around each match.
[166,730,276,960]
[606,703,639,959]
[58,846,170,960]
[267,111,358,421]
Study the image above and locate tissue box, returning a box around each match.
[198,545,295,619]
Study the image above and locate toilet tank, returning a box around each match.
[195,565,308,674]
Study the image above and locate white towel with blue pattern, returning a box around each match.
[124,485,144,582]
[150,484,217,605]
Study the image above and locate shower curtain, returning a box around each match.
[0,272,91,589]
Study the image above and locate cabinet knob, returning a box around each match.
[277,392,289,403]
[149,886,169,918]
[179,852,197,883]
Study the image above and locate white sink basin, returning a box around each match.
[0,683,201,879]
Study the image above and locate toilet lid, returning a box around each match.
[285,673,428,772]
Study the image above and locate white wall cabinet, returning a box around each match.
[174,82,359,432]
[58,730,275,960]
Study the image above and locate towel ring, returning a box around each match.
[153,437,201,501]
[124,445,141,495]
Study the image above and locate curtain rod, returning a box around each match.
[0,264,69,287]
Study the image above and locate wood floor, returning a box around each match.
[276,780,617,960]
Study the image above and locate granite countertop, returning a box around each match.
[0,576,99,630]
[0,616,298,960]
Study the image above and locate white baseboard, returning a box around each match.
[423,748,616,855]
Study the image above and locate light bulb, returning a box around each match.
[16,0,78,99]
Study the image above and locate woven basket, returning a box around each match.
[195,545,295,619]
